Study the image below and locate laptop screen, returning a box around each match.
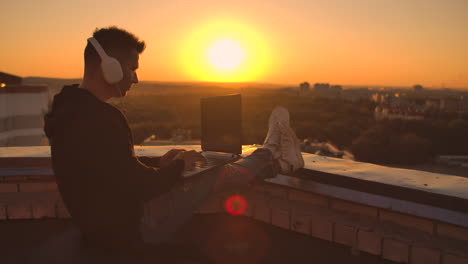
[200,94,242,155]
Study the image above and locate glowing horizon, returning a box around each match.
[1,0,467,89]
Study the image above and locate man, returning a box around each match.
[44,26,304,262]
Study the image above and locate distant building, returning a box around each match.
[461,95,468,112]
[440,98,460,112]
[0,72,22,85]
[374,106,425,121]
[314,83,342,99]
[299,82,310,94]
[0,83,49,146]
[373,91,427,120]
[330,85,342,90]
[372,87,468,119]
[425,99,441,110]
[343,88,372,102]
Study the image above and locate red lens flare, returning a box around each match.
[225,195,247,216]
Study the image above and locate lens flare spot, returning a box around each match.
[225,195,247,216]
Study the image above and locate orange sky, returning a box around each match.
[1,0,467,88]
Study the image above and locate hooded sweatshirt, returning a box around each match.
[44,85,184,249]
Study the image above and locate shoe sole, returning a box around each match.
[264,106,290,146]
[278,122,304,174]
[268,106,290,128]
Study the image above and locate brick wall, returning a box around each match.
[195,183,468,264]
[1,173,467,264]
[0,174,67,220]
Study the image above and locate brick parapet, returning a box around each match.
[192,180,468,263]
[1,166,467,263]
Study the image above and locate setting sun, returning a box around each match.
[207,39,245,71]
[180,20,271,82]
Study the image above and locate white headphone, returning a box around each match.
[87,37,123,84]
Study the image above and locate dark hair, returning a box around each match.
[84,26,146,67]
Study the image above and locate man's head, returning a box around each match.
[84,26,146,99]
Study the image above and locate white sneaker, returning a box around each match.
[277,121,305,174]
[263,106,304,174]
[264,106,289,143]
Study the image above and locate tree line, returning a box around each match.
[112,91,468,165]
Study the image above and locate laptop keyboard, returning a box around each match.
[182,155,238,178]
[194,158,225,168]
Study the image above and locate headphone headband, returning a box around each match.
[86,37,123,85]
[87,37,109,59]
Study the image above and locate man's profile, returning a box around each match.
[44,26,304,262]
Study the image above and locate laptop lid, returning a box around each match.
[200,94,242,155]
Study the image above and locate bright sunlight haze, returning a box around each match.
[180,20,271,82]
[207,40,245,72]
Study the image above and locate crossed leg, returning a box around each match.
[140,148,276,243]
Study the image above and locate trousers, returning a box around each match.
[140,148,275,243]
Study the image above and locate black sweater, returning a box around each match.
[44,85,184,249]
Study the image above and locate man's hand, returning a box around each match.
[159,149,186,168]
[173,150,207,171]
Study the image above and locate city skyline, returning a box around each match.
[1,0,467,89]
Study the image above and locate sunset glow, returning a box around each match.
[0,0,467,88]
[180,20,271,82]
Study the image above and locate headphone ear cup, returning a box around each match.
[87,37,123,84]
[101,56,123,84]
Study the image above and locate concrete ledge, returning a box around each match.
[268,175,468,228]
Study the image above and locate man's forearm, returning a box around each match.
[135,158,185,202]
[138,156,161,168]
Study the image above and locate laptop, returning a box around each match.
[182,94,242,178]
